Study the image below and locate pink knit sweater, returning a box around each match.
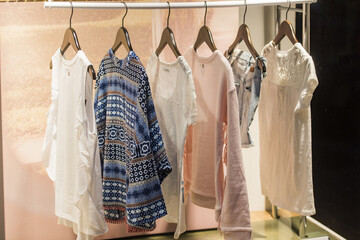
[184,47,251,240]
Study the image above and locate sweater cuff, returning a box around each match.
[224,231,251,240]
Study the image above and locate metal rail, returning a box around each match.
[44,0,317,9]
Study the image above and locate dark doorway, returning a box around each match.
[306,1,360,239]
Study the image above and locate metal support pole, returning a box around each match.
[299,215,308,238]
[298,3,311,238]
[270,4,281,220]
[302,3,310,52]
[275,5,281,48]
[271,204,279,219]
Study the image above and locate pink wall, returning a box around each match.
[0,2,239,239]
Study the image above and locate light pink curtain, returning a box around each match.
[0,2,239,239]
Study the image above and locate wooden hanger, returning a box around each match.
[112,2,133,53]
[50,1,96,80]
[227,1,265,72]
[193,1,217,52]
[155,2,181,58]
[272,1,299,46]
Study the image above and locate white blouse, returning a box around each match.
[42,49,108,239]
[146,53,197,239]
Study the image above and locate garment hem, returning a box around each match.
[104,205,165,232]
[191,191,216,209]
[57,215,107,237]
[105,217,156,232]
[264,194,316,216]
[241,143,255,148]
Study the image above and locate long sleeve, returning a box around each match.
[183,48,251,238]
[140,71,172,183]
[184,71,198,125]
[220,79,252,239]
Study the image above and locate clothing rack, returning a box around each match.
[44,0,316,9]
[0,1,316,239]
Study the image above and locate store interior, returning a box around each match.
[0,0,359,240]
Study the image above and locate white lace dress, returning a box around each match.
[259,42,318,215]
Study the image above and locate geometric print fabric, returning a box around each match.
[94,49,172,232]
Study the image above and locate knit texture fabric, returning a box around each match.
[94,49,172,231]
[183,47,251,240]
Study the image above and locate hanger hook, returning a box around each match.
[167,1,170,28]
[204,1,208,26]
[121,2,128,27]
[286,0,291,20]
[69,0,73,28]
[243,0,247,24]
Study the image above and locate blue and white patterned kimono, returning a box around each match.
[94,49,172,232]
